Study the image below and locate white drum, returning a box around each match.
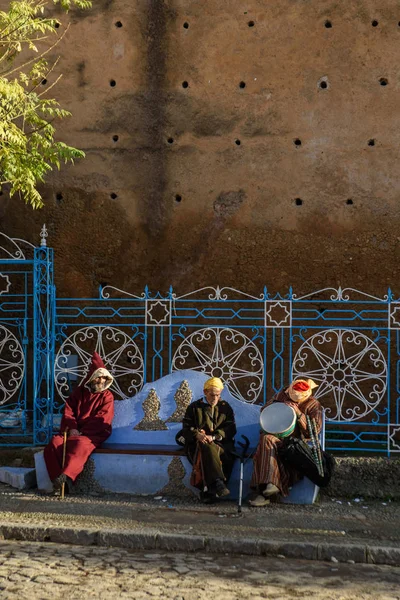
[260,403,297,438]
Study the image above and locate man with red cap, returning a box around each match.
[249,378,322,507]
[44,352,114,494]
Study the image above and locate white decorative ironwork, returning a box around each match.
[0,273,11,295]
[0,232,35,260]
[54,326,144,401]
[292,329,387,421]
[265,300,291,328]
[40,224,48,247]
[146,299,171,326]
[293,286,389,302]
[100,285,145,299]
[389,424,400,452]
[174,286,265,301]
[172,327,264,403]
[0,325,25,406]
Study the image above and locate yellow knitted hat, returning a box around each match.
[203,377,224,391]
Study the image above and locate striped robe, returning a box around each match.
[251,390,322,497]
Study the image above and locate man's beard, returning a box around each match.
[207,399,219,406]
[91,381,106,393]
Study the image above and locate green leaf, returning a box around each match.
[0,0,90,208]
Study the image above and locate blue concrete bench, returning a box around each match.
[35,369,323,504]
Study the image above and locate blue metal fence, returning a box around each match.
[0,232,399,455]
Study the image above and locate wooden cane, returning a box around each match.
[306,415,323,477]
[198,442,208,493]
[312,417,324,477]
[60,429,68,500]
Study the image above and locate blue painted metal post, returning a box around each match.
[33,226,55,445]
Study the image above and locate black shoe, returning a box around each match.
[199,491,218,504]
[215,478,230,498]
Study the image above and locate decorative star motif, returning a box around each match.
[147,300,171,326]
[389,426,400,451]
[390,305,400,328]
[0,273,11,295]
[265,301,291,327]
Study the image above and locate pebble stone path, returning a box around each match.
[0,540,399,600]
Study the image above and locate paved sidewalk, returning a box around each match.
[0,483,399,565]
[1,540,400,600]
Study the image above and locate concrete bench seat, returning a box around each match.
[96,443,258,457]
[96,443,186,456]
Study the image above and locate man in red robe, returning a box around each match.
[44,351,114,494]
[249,378,322,507]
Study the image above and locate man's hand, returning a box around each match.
[195,429,214,444]
[68,429,81,437]
[292,404,303,418]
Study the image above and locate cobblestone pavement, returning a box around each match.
[1,483,399,546]
[0,540,399,600]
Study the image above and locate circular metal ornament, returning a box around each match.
[0,325,25,406]
[55,326,144,401]
[172,327,264,403]
[292,328,387,421]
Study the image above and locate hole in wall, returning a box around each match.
[41,79,47,85]
[295,198,303,206]
[110,193,118,199]
[56,193,63,202]
[379,77,388,86]
[294,138,302,146]
[239,81,246,89]
[110,79,116,87]
[235,139,241,146]
[115,21,123,28]
[112,135,119,142]
[368,139,375,146]
[248,20,255,27]
[325,20,332,28]
[182,81,189,88]
[175,194,182,203]
[167,137,174,144]
[54,21,60,29]
[371,20,379,27]
[319,80,328,89]
[346,199,354,205]
[183,22,189,29]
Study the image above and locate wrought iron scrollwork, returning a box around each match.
[172,327,264,404]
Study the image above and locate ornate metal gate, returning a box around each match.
[0,230,399,455]
[0,227,54,446]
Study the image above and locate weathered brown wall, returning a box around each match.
[1,0,400,297]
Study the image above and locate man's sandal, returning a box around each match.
[248,494,270,507]
[263,483,280,497]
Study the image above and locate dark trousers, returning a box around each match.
[187,442,235,487]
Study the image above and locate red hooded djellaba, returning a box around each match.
[44,352,114,493]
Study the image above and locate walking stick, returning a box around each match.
[306,415,324,477]
[237,436,250,514]
[312,417,324,477]
[198,443,208,493]
[229,435,253,514]
[60,428,68,500]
